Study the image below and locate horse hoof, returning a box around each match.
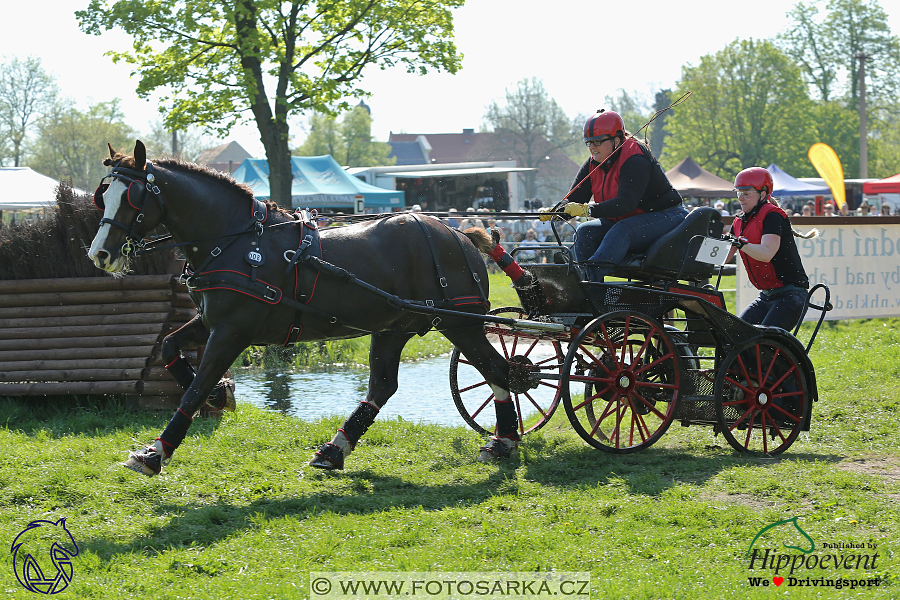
[309,443,344,470]
[478,437,517,463]
[122,441,169,476]
[122,456,157,476]
[207,379,236,412]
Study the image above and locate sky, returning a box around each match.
[2,0,899,159]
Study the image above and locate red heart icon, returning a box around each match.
[773,577,784,586]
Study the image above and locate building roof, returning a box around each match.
[388,129,578,176]
[388,141,429,165]
[196,141,253,173]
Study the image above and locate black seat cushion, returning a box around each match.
[610,206,724,281]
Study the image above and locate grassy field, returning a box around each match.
[1,274,898,599]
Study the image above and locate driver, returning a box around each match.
[727,167,818,331]
[541,110,687,282]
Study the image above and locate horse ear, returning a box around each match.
[134,140,147,170]
[108,143,116,158]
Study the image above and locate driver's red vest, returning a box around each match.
[732,202,786,290]
[589,139,645,222]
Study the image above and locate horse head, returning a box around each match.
[88,140,166,274]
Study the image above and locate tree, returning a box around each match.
[141,118,220,162]
[0,56,58,167]
[483,77,581,198]
[780,0,900,104]
[662,39,817,177]
[28,100,136,191]
[77,0,463,207]
[295,104,394,167]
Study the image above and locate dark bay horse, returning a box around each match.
[88,141,520,475]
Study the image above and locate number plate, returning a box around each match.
[695,238,731,265]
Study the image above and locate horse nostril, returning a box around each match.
[95,249,111,264]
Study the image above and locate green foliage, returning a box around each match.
[294,105,395,167]
[27,100,136,191]
[780,0,900,104]
[76,0,463,205]
[662,39,817,176]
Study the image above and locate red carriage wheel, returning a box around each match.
[561,311,681,453]
[449,307,564,437]
[714,337,808,455]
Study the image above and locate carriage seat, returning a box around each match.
[607,206,724,282]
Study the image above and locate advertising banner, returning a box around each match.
[736,220,900,320]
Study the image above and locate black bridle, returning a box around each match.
[94,160,165,257]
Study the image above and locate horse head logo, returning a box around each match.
[10,518,79,594]
[746,516,815,557]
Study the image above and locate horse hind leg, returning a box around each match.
[310,332,415,470]
[442,326,519,462]
[160,316,235,413]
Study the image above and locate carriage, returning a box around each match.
[88,142,831,474]
[450,206,832,456]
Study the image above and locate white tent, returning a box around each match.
[0,167,83,211]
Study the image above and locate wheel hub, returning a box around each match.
[508,356,538,394]
[614,370,634,392]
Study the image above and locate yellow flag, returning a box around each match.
[807,143,846,210]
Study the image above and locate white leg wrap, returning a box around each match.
[329,431,352,456]
[490,384,511,403]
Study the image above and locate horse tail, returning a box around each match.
[461,226,493,253]
[792,227,819,239]
[462,227,535,289]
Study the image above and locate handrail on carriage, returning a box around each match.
[794,283,832,354]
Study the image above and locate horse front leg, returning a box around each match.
[310,332,415,470]
[161,315,235,412]
[442,326,518,462]
[124,327,247,476]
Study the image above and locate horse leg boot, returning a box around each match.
[442,327,518,462]
[310,332,413,470]
[161,318,234,412]
[478,385,521,461]
[124,329,244,476]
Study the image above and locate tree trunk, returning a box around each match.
[259,122,293,208]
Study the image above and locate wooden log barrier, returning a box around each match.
[0,274,203,409]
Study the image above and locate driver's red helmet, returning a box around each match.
[583,110,625,142]
[734,167,774,196]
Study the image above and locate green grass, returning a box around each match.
[1,276,898,599]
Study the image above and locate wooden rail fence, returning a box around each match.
[0,274,201,409]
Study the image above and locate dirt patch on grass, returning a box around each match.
[837,455,900,482]
[698,491,778,510]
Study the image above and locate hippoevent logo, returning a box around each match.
[745,517,881,590]
[10,518,79,594]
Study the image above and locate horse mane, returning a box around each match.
[103,150,291,216]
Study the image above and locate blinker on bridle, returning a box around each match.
[94,159,165,257]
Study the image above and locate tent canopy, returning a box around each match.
[862,172,900,195]
[232,155,404,209]
[0,167,83,211]
[767,164,830,197]
[664,157,735,198]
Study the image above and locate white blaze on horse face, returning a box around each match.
[88,179,128,272]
